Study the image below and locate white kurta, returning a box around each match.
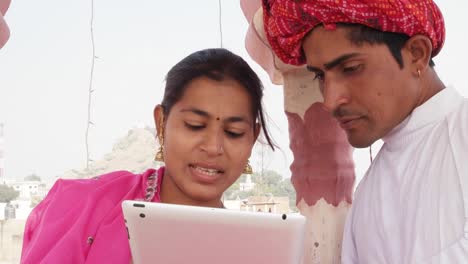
[342,87,468,264]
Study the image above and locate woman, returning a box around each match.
[20,48,275,263]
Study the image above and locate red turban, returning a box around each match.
[263,0,445,65]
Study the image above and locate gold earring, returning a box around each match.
[154,129,164,162]
[243,160,253,174]
[154,146,164,162]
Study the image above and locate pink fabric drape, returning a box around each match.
[21,168,163,264]
[0,0,11,49]
[240,0,355,207]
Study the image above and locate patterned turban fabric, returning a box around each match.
[262,0,445,65]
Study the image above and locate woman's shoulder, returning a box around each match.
[26,168,160,230]
[56,169,149,185]
[21,168,161,262]
[50,168,156,196]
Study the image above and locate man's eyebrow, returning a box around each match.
[306,53,361,72]
[306,65,322,73]
[323,53,361,70]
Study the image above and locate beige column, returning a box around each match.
[0,0,11,49]
[241,2,355,263]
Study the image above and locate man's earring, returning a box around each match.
[243,160,253,174]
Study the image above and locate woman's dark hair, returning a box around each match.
[161,48,275,150]
[339,23,435,68]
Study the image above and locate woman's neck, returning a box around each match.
[159,170,224,208]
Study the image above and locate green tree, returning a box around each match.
[24,174,41,182]
[223,174,247,199]
[0,184,20,203]
[223,170,298,211]
[253,171,297,211]
[273,178,297,211]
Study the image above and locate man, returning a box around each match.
[263,0,468,263]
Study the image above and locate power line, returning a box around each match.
[85,0,96,169]
[218,0,223,48]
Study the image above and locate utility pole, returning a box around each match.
[0,202,6,249]
[0,219,3,249]
[0,123,5,183]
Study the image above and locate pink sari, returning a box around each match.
[21,167,164,264]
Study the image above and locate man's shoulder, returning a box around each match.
[447,97,468,135]
[349,170,375,207]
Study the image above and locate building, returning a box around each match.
[10,181,42,200]
[240,195,290,214]
[224,195,291,214]
[239,174,255,191]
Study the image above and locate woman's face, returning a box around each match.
[155,76,259,207]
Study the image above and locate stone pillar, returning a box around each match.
[283,70,354,263]
[240,2,355,263]
[0,0,11,49]
[0,123,4,184]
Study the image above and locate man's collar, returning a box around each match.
[382,87,463,144]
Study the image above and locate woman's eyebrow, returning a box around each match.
[180,107,209,117]
[180,107,251,125]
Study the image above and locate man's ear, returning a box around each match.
[403,34,433,75]
[153,105,165,136]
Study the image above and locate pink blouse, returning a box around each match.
[21,167,164,264]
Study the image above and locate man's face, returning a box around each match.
[302,26,420,148]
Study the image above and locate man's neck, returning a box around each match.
[415,69,445,108]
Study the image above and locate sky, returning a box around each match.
[0,0,467,184]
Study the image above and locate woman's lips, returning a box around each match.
[189,164,224,184]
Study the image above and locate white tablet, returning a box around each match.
[122,200,306,264]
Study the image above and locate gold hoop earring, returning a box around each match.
[243,160,253,174]
[154,129,164,162]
